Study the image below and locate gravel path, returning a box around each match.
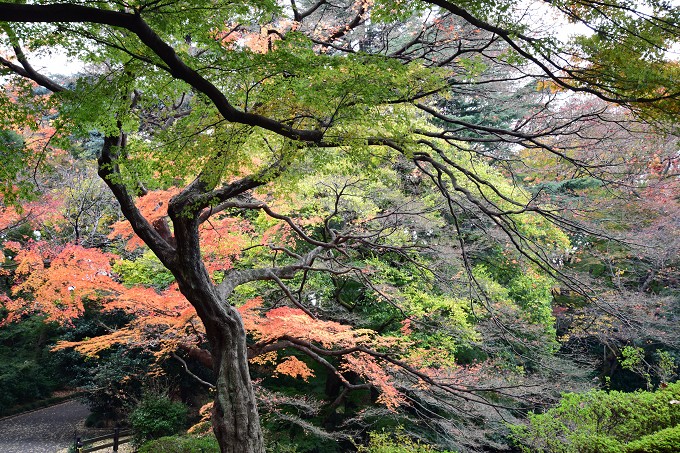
[0,399,93,453]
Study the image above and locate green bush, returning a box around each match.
[626,425,680,453]
[82,348,151,423]
[129,394,188,445]
[0,315,65,416]
[510,382,680,452]
[0,360,57,414]
[138,435,219,453]
[569,435,624,453]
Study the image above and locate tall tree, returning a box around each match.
[0,1,678,452]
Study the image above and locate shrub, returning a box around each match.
[510,382,680,452]
[82,348,150,423]
[138,435,220,453]
[129,394,188,445]
[0,360,59,415]
[626,425,680,453]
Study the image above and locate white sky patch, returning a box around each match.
[520,0,680,61]
[0,44,85,80]
[517,0,592,42]
[31,47,84,77]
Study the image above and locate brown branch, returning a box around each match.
[420,0,680,104]
[98,134,178,268]
[178,343,214,369]
[291,0,326,21]
[267,271,317,319]
[325,4,366,43]
[216,245,327,299]
[0,25,65,92]
[0,2,325,142]
[250,338,371,392]
[172,352,215,389]
[276,335,526,410]
[205,199,335,248]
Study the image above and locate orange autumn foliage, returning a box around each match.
[0,194,64,233]
[109,188,180,250]
[215,20,298,54]
[200,216,252,273]
[8,242,121,324]
[52,287,405,409]
[342,353,404,410]
[241,298,383,348]
[3,238,202,360]
[275,356,315,381]
[3,186,407,410]
[108,188,254,274]
[240,298,405,409]
[55,284,202,360]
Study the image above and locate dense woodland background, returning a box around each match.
[0,0,679,452]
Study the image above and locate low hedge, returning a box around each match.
[138,435,220,453]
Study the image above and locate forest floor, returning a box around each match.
[0,399,105,453]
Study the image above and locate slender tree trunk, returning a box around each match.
[639,268,657,293]
[208,307,265,453]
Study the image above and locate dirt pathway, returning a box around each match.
[0,399,93,453]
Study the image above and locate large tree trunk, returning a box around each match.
[98,125,268,451]
[174,276,264,453]
[165,178,266,452]
[208,307,265,453]
[170,227,265,451]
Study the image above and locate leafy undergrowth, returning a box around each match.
[138,435,220,453]
[510,382,680,452]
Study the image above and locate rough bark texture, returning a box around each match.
[210,309,265,453]
[166,184,265,453]
[171,268,265,453]
[173,275,264,453]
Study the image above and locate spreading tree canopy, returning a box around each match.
[0,1,679,452]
